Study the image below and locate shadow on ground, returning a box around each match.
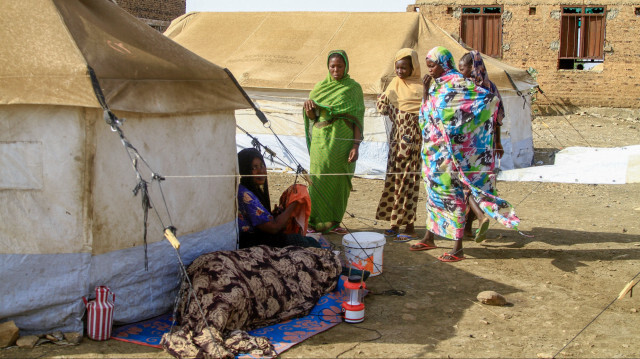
[296,233,521,354]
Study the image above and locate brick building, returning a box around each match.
[114,0,185,31]
[411,1,640,110]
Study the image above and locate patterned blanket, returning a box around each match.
[161,245,342,358]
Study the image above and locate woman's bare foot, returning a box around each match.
[403,223,416,236]
[450,239,464,258]
[463,227,474,240]
[410,230,436,250]
[464,205,476,239]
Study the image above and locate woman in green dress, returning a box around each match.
[303,50,365,234]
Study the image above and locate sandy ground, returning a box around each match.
[2,113,639,358]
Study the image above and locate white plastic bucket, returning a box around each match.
[342,232,386,277]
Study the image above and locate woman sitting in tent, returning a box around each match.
[457,50,505,242]
[237,148,372,280]
[412,46,519,261]
[375,48,423,242]
[237,148,320,248]
[303,50,365,234]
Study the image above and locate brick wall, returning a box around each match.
[414,1,640,110]
[115,0,185,31]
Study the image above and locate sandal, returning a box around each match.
[384,228,399,237]
[409,242,438,251]
[394,234,418,243]
[475,218,490,243]
[437,252,466,262]
[328,227,349,235]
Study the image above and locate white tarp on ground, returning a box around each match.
[498,145,640,184]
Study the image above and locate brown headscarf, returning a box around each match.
[383,48,423,113]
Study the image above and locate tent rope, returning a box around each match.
[553,269,640,358]
[536,86,593,147]
[88,66,219,345]
[88,66,173,270]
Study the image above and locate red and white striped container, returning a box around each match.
[83,286,115,341]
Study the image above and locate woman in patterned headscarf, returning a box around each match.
[458,50,505,241]
[375,48,423,242]
[303,50,365,234]
[411,46,519,261]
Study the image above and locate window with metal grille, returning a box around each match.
[558,6,606,70]
[460,6,503,58]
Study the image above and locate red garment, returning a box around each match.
[279,184,311,235]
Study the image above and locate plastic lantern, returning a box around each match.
[342,275,366,323]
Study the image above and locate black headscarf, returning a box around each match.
[238,148,271,210]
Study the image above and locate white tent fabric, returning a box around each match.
[166,11,537,174]
[0,0,249,334]
[498,146,640,184]
[234,89,389,177]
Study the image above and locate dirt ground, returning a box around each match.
[2,113,639,358]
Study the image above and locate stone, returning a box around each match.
[16,335,39,349]
[64,332,83,345]
[45,331,64,342]
[401,314,416,321]
[404,302,419,310]
[0,321,19,348]
[477,291,508,306]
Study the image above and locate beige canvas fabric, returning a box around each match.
[165,11,536,95]
[0,0,249,113]
[1,0,250,334]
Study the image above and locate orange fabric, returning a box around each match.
[279,184,311,235]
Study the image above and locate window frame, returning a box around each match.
[558,5,606,61]
[460,5,504,58]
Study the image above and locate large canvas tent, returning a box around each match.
[165,11,538,174]
[0,0,249,334]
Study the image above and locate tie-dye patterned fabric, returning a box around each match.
[470,50,505,125]
[420,47,519,240]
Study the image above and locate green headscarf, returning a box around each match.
[304,50,365,149]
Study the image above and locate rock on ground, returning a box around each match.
[0,321,19,348]
[477,291,508,306]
